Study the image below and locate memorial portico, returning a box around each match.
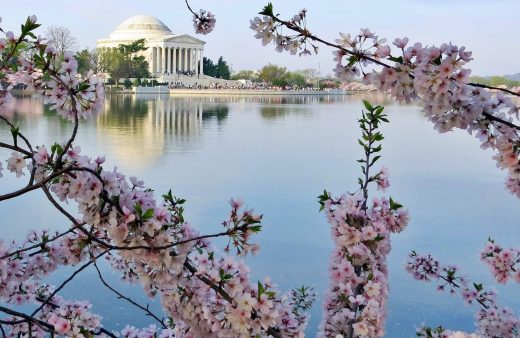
[96,15,205,79]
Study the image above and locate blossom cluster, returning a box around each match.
[480,239,520,284]
[318,189,409,337]
[0,234,105,337]
[406,252,520,338]
[192,9,216,35]
[250,7,318,57]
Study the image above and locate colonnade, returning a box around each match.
[150,46,203,75]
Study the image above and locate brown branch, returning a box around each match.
[0,306,53,332]
[469,82,520,97]
[482,112,520,131]
[93,261,167,329]
[184,0,198,17]
[0,165,73,202]
[0,142,32,156]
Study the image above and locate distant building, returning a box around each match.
[96,15,205,79]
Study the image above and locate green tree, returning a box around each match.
[203,56,231,79]
[286,72,306,87]
[259,64,288,85]
[231,70,257,81]
[203,57,217,77]
[470,75,520,88]
[216,56,231,79]
[97,39,150,85]
[74,49,98,76]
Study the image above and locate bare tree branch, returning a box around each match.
[31,250,109,317]
[93,261,168,329]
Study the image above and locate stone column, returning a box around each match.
[151,47,156,74]
[195,49,198,74]
[157,47,162,73]
[190,48,194,72]
[183,48,187,72]
[162,47,167,75]
[199,49,203,75]
[172,47,177,74]
[166,47,171,74]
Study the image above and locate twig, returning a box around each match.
[469,82,520,97]
[31,250,109,317]
[93,261,167,329]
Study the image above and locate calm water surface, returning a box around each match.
[1,93,519,337]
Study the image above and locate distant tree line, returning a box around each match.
[470,75,520,88]
[231,64,320,88]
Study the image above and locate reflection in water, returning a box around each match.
[202,105,229,125]
[260,106,310,119]
[1,93,44,117]
[97,95,212,167]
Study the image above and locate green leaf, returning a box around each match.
[10,126,19,144]
[373,132,384,141]
[362,100,373,112]
[134,203,143,218]
[249,225,262,233]
[369,155,381,166]
[142,208,154,220]
[259,2,274,16]
[258,281,265,296]
[389,197,403,210]
[473,283,483,292]
[388,56,403,63]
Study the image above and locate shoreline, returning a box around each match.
[123,88,360,96]
[11,88,374,97]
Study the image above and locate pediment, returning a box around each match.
[164,34,205,45]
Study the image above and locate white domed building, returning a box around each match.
[96,15,205,79]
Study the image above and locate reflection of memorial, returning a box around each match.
[96,95,229,168]
[1,94,44,119]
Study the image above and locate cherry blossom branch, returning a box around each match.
[185,0,216,34]
[406,251,520,336]
[31,296,118,338]
[481,239,520,284]
[258,7,519,99]
[0,224,84,260]
[0,165,73,202]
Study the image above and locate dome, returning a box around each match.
[109,15,172,40]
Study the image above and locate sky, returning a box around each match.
[2,0,519,77]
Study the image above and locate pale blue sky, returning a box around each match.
[2,0,519,76]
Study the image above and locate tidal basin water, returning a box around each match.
[1,93,520,337]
